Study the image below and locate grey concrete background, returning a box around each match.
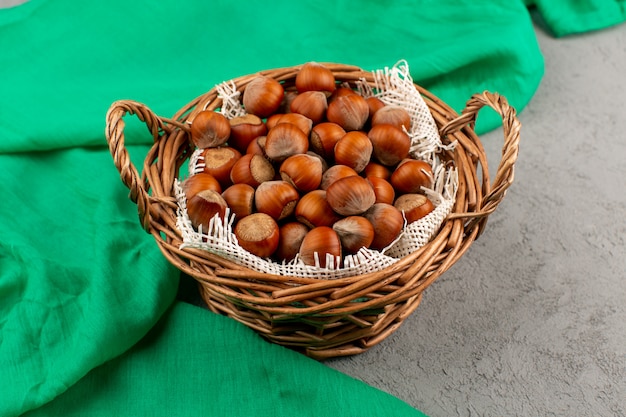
[326,21,626,417]
[0,0,25,8]
[3,1,623,415]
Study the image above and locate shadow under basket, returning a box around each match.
[105,63,521,360]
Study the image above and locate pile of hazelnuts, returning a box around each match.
[182,62,435,268]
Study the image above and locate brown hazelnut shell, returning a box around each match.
[265,123,309,162]
[394,193,435,224]
[326,93,369,131]
[230,153,275,187]
[190,110,231,149]
[187,189,228,232]
[234,212,280,258]
[290,91,328,124]
[333,131,373,173]
[295,62,336,93]
[254,180,300,221]
[326,175,376,216]
[182,173,222,200]
[295,189,341,228]
[279,153,323,193]
[298,226,342,268]
[228,114,267,153]
[221,183,255,220]
[332,216,375,253]
[274,222,310,262]
[242,76,284,118]
[368,124,411,167]
[363,203,404,250]
[202,146,242,188]
[390,159,434,194]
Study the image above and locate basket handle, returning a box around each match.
[105,100,180,232]
[440,91,521,231]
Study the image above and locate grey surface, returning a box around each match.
[3,0,623,415]
[0,0,26,7]
[326,23,626,417]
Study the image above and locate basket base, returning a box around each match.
[196,282,423,360]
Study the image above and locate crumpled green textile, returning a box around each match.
[21,301,428,417]
[525,0,626,36]
[0,0,542,154]
[0,146,180,415]
[0,0,622,416]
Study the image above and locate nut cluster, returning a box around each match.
[184,62,435,268]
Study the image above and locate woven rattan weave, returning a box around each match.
[105,63,520,360]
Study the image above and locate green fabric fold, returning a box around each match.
[526,0,626,36]
[1,0,622,416]
[0,0,543,156]
[21,301,428,417]
[0,147,179,416]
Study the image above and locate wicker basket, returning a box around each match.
[105,63,521,360]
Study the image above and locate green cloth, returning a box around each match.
[0,147,178,415]
[0,0,543,150]
[0,1,622,416]
[526,0,626,36]
[21,301,426,417]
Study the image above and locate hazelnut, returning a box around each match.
[230,153,275,187]
[390,159,434,194]
[326,175,376,216]
[295,62,336,93]
[320,164,358,190]
[365,96,386,120]
[363,161,391,180]
[265,113,284,130]
[333,131,373,173]
[254,180,300,221]
[221,183,255,220]
[371,105,411,131]
[368,123,411,166]
[265,122,309,162]
[279,153,323,192]
[366,176,395,205]
[274,221,310,262]
[298,226,342,268]
[182,173,222,200]
[187,189,228,232]
[234,212,280,258]
[245,135,267,156]
[190,110,231,149]
[242,75,284,118]
[295,189,341,228]
[326,93,369,131]
[270,113,313,137]
[290,91,328,124]
[202,146,242,188]
[306,151,329,173]
[332,216,375,253]
[394,193,435,224]
[328,87,357,103]
[363,203,404,250]
[309,122,346,161]
[228,114,267,153]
